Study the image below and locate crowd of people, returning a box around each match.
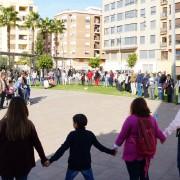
[0,97,179,180]
[29,68,180,104]
[0,69,31,109]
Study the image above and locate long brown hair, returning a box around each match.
[130,97,151,117]
[1,97,33,141]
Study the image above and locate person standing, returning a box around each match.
[130,71,137,96]
[142,73,150,98]
[164,74,174,103]
[46,114,116,180]
[108,70,114,87]
[56,68,61,85]
[0,73,7,109]
[176,75,180,104]
[125,74,131,92]
[0,97,48,180]
[164,109,180,177]
[114,98,166,180]
[159,71,167,100]
[148,73,156,100]
[136,71,143,97]
[94,70,101,86]
[87,70,93,86]
[62,70,67,86]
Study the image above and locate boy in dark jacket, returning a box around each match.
[47,114,116,180]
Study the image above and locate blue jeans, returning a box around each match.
[65,168,94,180]
[1,175,28,180]
[137,83,142,97]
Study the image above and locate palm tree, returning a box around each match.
[24,11,40,68]
[0,6,19,66]
[38,17,53,54]
[51,19,65,68]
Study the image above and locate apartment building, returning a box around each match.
[54,7,104,70]
[102,0,180,73]
[0,0,37,58]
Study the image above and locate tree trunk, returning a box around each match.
[45,31,48,53]
[55,33,58,70]
[7,25,11,67]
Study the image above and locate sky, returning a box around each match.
[34,0,102,18]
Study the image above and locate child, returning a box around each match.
[47,114,116,180]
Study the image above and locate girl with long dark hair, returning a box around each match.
[0,97,48,180]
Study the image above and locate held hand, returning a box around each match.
[111,148,118,156]
[43,160,50,167]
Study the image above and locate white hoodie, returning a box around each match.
[164,110,180,136]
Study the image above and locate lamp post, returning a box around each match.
[118,35,122,72]
[171,0,176,80]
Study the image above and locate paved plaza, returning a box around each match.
[0,89,179,180]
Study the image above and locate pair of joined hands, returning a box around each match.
[43,160,51,167]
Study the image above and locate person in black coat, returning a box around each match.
[46,114,116,180]
[0,97,48,180]
[165,74,174,103]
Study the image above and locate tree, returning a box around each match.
[35,34,44,55]
[0,56,8,69]
[24,11,40,67]
[51,19,65,68]
[89,57,100,69]
[38,17,53,54]
[127,53,138,69]
[37,54,53,70]
[0,6,19,66]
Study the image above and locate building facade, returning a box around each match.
[102,0,180,73]
[0,0,37,59]
[54,7,104,70]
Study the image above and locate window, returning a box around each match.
[125,10,137,19]
[151,6,156,15]
[111,27,115,34]
[150,20,156,29]
[149,50,155,58]
[111,14,116,22]
[124,23,137,31]
[125,0,136,6]
[104,28,109,35]
[104,16,110,23]
[85,16,90,23]
[117,0,123,8]
[161,51,168,60]
[117,13,123,21]
[117,25,123,32]
[140,22,146,31]
[111,2,116,10]
[104,4,110,11]
[29,6,33,11]
[140,36,145,44]
[111,39,115,47]
[124,36,137,45]
[140,50,148,59]
[104,40,109,47]
[19,35,27,40]
[140,9,145,17]
[117,38,122,46]
[150,35,156,44]
[141,0,145,3]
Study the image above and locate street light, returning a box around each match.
[171,0,176,80]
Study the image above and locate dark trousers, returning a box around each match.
[125,160,149,180]
[0,91,6,108]
[57,76,61,85]
[167,94,173,103]
[1,174,28,180]
[178,137,180,177]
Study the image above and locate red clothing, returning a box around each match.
[87,71,93,80]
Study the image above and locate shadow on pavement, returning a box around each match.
[30,96,47,105]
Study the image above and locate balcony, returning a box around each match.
[161,42,167,48]
[160,28,167,34]
[161,13,167,20]
[161,0,168,5]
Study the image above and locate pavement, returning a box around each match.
[0,89,179,180]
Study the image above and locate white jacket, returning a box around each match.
[164,110,180,136]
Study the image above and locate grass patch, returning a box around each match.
[33,84,133,97]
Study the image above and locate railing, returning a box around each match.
[161,43,167,47]
[160,28,167,33]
